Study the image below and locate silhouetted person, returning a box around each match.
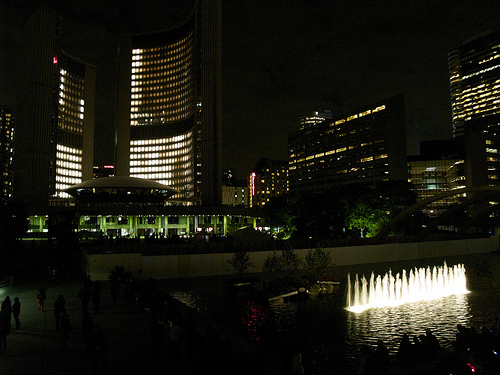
[374,340,390,374]
[425,328,441,358]
[59,312,71,351]
[92,325,108,374]
[54,294,66,332]
[397,333,412,362]
[110,281,119,307]
[292,350,305,375]
[37,286,46,311]
[82,311,94,354]
[80,276,93,314]
[1,297,11,326]
[12,297,20,329]
[92,280,102,313]
[150,312,164,359]
[167,319,182,363]
[0,304,10,357]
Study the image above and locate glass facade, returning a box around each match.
[408,158,465,217]
[449,31,500,137]
[129,21,196,201]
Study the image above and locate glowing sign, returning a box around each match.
[53,56,58,64]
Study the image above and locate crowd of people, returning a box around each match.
[357,318,500,375]
[1,277,110,372]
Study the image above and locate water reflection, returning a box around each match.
[345,294,471,359]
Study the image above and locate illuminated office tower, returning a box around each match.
[0,107,14,203]
[53,53,96,201]
[118,0,222,205]
[14,8,95,210]
[120,17,197,203]
[288,95,407,193]
[448,30,500,137]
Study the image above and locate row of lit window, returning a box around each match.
[55,174,81,184]
[291,153,388,167]
[130,149,190,159]
[131,74,192,87]
[130,114,192,126]
[130,158,191,172]
[291,148,387,164]
[130,83,192,97]
[56,167,82,179]
[56,159,82,170]
[479,51,500,65]
[330,105,386,127]
[132,46,192,62]
[53,188,72,199]
[131,133,191,146]
[130,108,193,119]
[130,144,191,155]
[130,92,192,107]
[131,82,192,93]
[131,53,192,67]
[462,64,500,81]
[130,60,192,76]
[132,39,189,54]
[130,98,192,111]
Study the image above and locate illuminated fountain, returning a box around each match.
[346,262,469,313]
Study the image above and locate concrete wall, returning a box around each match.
[87,236,499,280]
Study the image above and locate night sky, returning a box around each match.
[1,0,499,178]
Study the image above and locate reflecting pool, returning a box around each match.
[165,251,500,374]
[268,252,500,374]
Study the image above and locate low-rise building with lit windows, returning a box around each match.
[249,158,289,208]
[408,140,466,217]
[288,95,407,193]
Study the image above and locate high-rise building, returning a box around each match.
[117,17,197,203]
[288,95,407,193]
[199,0,223,206]
[14,7,95,210]
[0,107,14,203]
[448,30,500,137]
[249,158,289,208]
[116,0,222,206]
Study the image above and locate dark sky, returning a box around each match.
[2,0,500,179]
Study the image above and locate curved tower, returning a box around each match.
[118,17,197,202]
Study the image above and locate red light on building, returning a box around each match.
[53,56,58,64]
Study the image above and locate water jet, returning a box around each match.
[346,261,468,313]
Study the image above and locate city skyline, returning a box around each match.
[1,0,500,178]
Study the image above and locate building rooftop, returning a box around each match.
[64,176,178,204]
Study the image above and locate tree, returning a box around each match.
[262,246,303,292]
[265,194,299,239]
[305,245,332,280]
[345,181,418,237]
[228,250,254,276]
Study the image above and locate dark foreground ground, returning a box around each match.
[0,276,285,375]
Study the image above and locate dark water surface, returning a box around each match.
[165,251,500,374]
